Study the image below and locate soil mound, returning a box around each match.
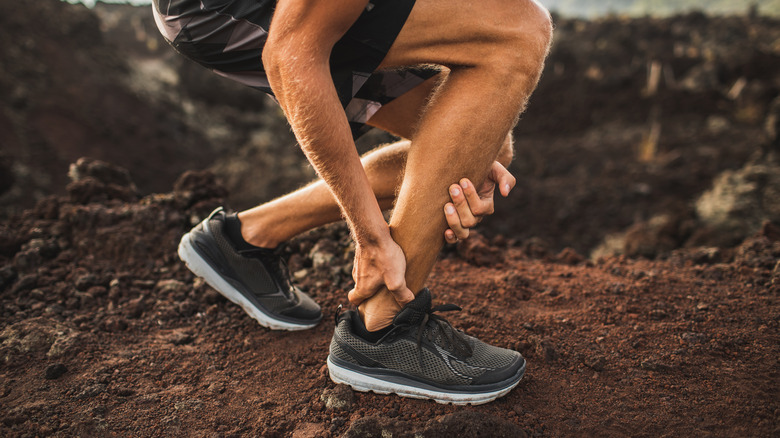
[1,160,777,436]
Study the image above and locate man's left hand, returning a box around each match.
[444,161,516,243]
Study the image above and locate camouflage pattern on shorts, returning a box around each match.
[152,0,438,138]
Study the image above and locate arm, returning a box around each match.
[264,0,414,304]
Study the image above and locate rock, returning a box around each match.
[320,384,354,411]
[44,363,68,380]
[11,273,37,293]
[167,331,194,346]
[172,170,227,209]
[309,240,338,269]
[556,247,585,265]
[584,355,607,372]
[100,316,128,333]
[75,383,107,399]
[156,279,187,294]
[67,176,139,205]
[115,387,135,397]
[0,265,18,291]
[47,331,82,359]
[68,157,136,188]
[696,162,780,247]
[75,273,99,291]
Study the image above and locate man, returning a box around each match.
[154,0,552,404]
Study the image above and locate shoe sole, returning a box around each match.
[178,231,318,331]
[326,355,525,405]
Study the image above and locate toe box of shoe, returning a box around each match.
[279,289,322,322]
[471,352,525,385]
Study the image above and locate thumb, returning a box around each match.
[492,162,516,197]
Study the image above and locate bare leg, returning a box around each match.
[236,75,442,249]
[239,72,513,249]
[357,0,553,330]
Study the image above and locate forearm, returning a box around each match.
[268,59,390,245]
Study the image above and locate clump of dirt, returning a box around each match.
[0,160,777,437]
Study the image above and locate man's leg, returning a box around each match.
[237,74,513,249]
[354,0,553,330]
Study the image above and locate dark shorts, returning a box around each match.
[152,0,438,138]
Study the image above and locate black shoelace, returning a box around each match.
[414,304,473,365]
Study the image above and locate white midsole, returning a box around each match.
[327,355,522,405]
[178,232,317,331]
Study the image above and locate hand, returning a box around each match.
[347,239,415,308]
[444,161,516,243]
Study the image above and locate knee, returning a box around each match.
[492,1,553,78]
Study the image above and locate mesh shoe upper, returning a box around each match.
[190,208,321,322]
[330,289,523,387]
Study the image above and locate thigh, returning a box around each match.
[379,0,549,69]
[365,73,444,139]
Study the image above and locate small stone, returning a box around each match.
[649,309,669,320]
[12,274,38,293]
[100,316,128,333]
[75,383,107,399]
[75,273,99,291]
[584,356,606,372]
[44,363,68,380]
[168,331,194,346]
[116,387,135,397]
[321,384,354,410]
[156,279,186,294]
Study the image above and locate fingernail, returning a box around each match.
[450,186,460,196]
[504,183,511,193]
[445,205,456,214]
[461,180,469,189]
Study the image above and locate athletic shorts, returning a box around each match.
[152,0,438,138]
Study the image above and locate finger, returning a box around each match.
[348,280,380,306]
[450,184,479,229]
[444,229,458,244]
[491,162,516,197]
[389,284,415,307]
[460,178,493,217]
[444,202,469,240]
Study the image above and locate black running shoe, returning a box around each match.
[178,208,322,330]
[327,288,525,405]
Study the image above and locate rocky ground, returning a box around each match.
[1,1,780,437]
[0,161,778,437]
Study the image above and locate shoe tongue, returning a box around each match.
[392,288,432,326]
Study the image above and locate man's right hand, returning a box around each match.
[348,238,415,308]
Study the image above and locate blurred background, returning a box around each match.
[2,0,779,259]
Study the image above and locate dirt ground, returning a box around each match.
[1,1,779,437]
[1,168,777,437]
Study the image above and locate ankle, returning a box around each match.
[358,305,398,332]
[236,212,283,248]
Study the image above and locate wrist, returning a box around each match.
[354,222,393,248]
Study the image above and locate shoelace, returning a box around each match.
[414,304,473,365]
